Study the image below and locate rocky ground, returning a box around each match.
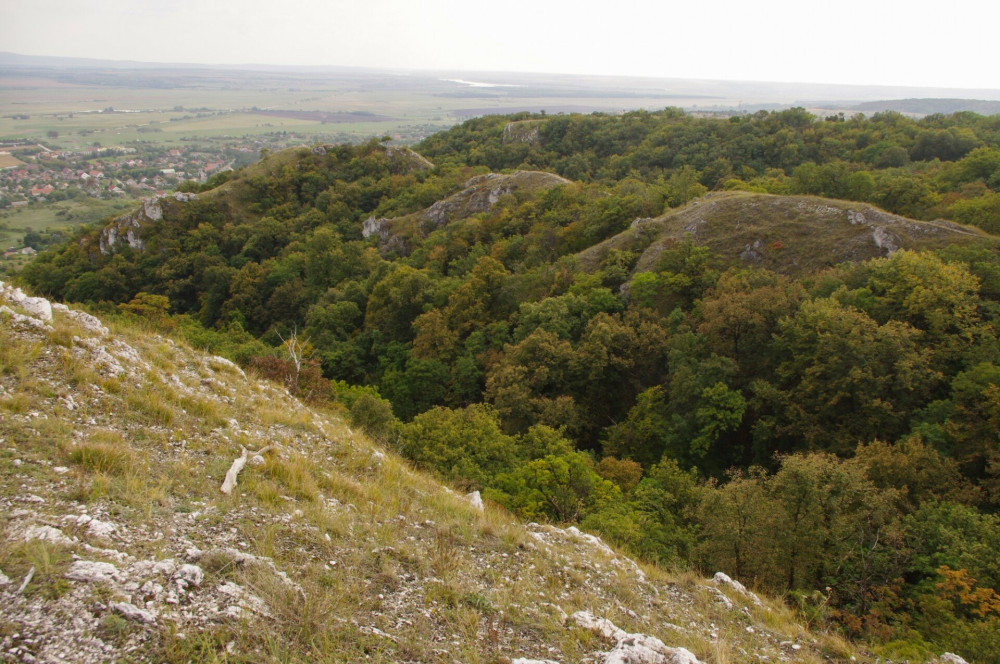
[0,281,968,663]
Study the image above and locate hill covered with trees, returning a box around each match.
[18,107,1000,661]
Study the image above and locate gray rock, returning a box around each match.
[99,194,180,254]
[111,601,156,624]
[174,563,204,588]
[143,198,164,221]
[872,226,900,254]
[465,490,484,511]
[570,611,702,664]
[362,216,391,241]
[739,238,765,262]
[0,285,52,322]
[62,307,109,336]
[22,525,74,546]
[502,122,541,145]
[20,296,52,322]
[710,587,734,610]
[86,518,118,538]
[940,654,969,664]
[152,559,178,577]
[65,560,121,583]
[713,571,764,607]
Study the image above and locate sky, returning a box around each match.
[1,0,998,90]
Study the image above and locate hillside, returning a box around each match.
[12,109,1000,661]
[363,170,572,255]
[578,192,995,276]
[0,281,895,664]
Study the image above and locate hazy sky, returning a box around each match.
[1,0,997,90]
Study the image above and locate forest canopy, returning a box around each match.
[19,107,1000,661]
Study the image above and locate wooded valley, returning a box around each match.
[20,107,1000,660]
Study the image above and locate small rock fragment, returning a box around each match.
[111,601,157,624]
[175,563,204,588]
[66,560,121,583]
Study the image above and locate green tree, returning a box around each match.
[364,264,433,342]
[690,382,746,459]
[399,404,517,489]
[697,469,775,581]
[762,297,938,453]
[490,449,618,523]
[629,457,700,563]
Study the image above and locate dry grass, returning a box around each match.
[56,347,100,387]
[67,431,142,476]
[263,453,320,503]
[1,295,886,664]
[178,393,228,427]
[0,326,41,379]
[0,538,73,600]
[126,384,177,426]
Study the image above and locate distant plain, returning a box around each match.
[4,58,1000,150]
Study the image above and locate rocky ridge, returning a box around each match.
[0,282,965,663]
[579,192,993,278]
[363,170,571,255]
[98,192,198,255]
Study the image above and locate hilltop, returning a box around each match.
[579,191,994,276]
[0,282,886,664]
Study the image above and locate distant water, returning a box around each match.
[441,78,520,88]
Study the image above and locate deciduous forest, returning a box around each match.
[21,107,1000,660]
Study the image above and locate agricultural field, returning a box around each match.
[0,196,134,251]
[5,55,1000,152]
[0,151,26,168]
[0,63,774,152]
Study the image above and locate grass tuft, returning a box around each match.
[264,454,320,502]
[68,431,143,477]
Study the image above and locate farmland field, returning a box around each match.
[0,64,788,151]
[6,56,1000,153]
[0,196,135,249]
[0,152,26,168]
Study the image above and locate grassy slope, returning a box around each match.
[578,191,998,276]
[0,287,868,664]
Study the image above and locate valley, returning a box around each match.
[3,67,1000,662]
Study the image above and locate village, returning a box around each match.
[0,143,239,206]
[0,133,320,265]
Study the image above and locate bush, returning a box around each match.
[349,393,400,445]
